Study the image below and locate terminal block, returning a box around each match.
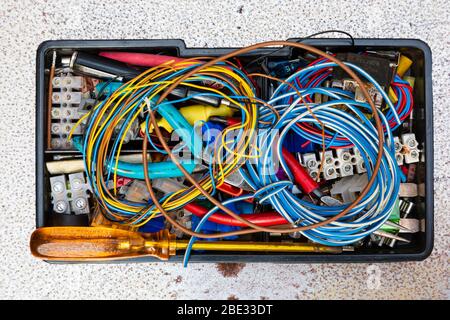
[300,148,367,181]
[332,79,383,107]
[50,172,90,215]
[401,133,420,164]
[50,74,94,150]
[394,134,420,165]
[352,147,367,174]
[394,136,404,165]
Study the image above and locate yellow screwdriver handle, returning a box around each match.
[30,227,176,261]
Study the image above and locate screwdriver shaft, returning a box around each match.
[165,240,342,254]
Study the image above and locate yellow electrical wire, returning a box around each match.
[77,60,259,225]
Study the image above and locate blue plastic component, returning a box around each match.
[201,121,225,145]
[107,160,197,180]
[282,131,315,153]
[267,59,307,78]
[191,215,240,241]
[233,201,254,214]
[224,202,254,215]
[138,216,165,233]
[95,82,123,96]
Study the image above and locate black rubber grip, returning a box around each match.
[74,52,141,80]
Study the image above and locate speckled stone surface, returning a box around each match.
[0,0,448,300]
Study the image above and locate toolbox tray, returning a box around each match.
[36,38,433,263]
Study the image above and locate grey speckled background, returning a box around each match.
[0,0,448,300]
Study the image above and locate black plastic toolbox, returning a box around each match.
[35,38,434,263]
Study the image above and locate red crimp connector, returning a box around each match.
[184,203,288,227]
[281,147,318,195]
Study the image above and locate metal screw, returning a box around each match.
[410,150,419,158]
[306,160,317,168]
[51,108,60,117]
[343,164,352,172]
[51,124,60,133]
[71,179,82,190]
[52,181,64,193]
[54,200,67,213]
[327,168,335,176]
[408,139,417,148]
[51,140,60,148]
[74,198,87,210]
[342,152,351,161]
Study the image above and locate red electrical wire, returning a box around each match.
[184,203,288,227]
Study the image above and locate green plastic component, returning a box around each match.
[380,197,400,232]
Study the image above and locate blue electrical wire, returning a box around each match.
[236,61,403,246]
[76,61,257,225]
[183,194,254,267]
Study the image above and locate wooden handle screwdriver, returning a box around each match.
[30,227,347,261]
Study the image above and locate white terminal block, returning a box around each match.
[52,75,83,89]
[51,138,72,149]
[320,151,338,180]
[301,152,320,180]
[300,148,368,181]
[354,84,383,108]
[335,148,354,177]
[51,74,88,150]
[68,172,90,215]
[50,173,90,215]
[394,136,404,165]
[401,133,420,164]
[297,135,420,183]
[51,123,83,135]
[352,147,367,174]
[342,79,357,92]
[50,175,70,214]
[50,98,93,120]
[52,91,82,105]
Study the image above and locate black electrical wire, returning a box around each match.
[244,30,355,68]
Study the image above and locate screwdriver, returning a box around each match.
[30,227,347,261]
